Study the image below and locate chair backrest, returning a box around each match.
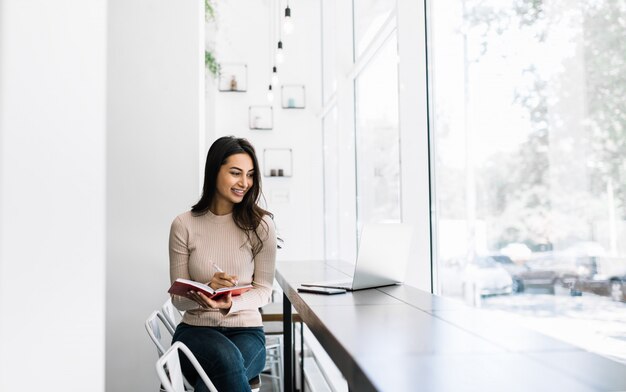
[146,310,196,391]
[161,297,183,331]
[145,310,176,357]
[148,307,258,392]
[156,341,218,392]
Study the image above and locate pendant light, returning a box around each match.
[276,40,284,64]
[283,4,294,35]
[271,66,279,86]
[267,84,274,102]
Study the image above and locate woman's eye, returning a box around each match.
[230,171,241,176]
[247,173,254,178]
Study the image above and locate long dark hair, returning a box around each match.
[192,136,272,258]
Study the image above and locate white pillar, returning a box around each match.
[106,0,204,390]
[0,0,106,390]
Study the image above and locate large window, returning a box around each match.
[321,1,400,260]
[353,0,396,58]
[430,0,626,362]
[322,0,337,102]
[355,33,401,227]
[323,106,340,259]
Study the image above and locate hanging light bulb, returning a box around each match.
[271,66,279,86]
[283,5,294,35]
[267,84,274,102]
[276,41,284,64]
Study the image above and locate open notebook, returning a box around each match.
[302,223,414,291]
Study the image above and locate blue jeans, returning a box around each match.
[172,323,266,392]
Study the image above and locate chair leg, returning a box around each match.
[263,337,284,392]
[249,374,261,391]
[277,335,284,392]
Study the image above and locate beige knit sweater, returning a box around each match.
[168,210,277,327]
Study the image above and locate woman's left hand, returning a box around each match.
[188,291,232,310]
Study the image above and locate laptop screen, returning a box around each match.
[351,223,414,290]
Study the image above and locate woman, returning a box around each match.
[169,136,277,392]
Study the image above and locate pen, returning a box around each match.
[213,263,238,286]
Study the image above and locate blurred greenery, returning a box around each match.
[205,0,219,78]
[441,0,626,252]
[205,0,215,21]
[205,51,219,79]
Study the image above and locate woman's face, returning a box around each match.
[213,153,255,212]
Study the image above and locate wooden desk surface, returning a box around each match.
[276,260,626,392]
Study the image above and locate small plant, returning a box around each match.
[205,0,215,20]
[205,51,220,78]
[205,0,219,78]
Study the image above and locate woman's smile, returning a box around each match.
[211,152,255,214]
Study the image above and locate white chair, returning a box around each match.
[163,295,278,390]
[147,309,261,392]
[260,295,305,392]
[263,334,283,391]
[145,310,176,356]
[156,341,218,392]
[161,297,184,331]
[146,310,196,391]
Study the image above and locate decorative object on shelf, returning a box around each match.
[249,106,273,130]
[218,63,248,92]
[281,85,305,109]
[263,148,293,177]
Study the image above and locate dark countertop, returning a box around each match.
[276,260,626,392]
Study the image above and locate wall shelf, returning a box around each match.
[263,148,293,177]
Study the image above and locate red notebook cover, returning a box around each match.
[168,278,252,299]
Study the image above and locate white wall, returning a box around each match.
[106,0,204,391]
[0,0,106,390]
[0,1,322,390]
[213,0,324,261]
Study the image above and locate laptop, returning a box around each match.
[301,223,414,291]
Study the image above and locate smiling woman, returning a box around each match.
[213,153,255,214]
[192,136,269,256]
[168,136,277,391]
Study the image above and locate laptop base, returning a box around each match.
[301,280,354,291]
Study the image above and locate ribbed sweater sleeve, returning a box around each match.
[169,216,203,311]
[228,215,277,314]
[168,210,277,327]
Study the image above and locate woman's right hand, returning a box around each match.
[208,271,239,290]
[188,291,232,311]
